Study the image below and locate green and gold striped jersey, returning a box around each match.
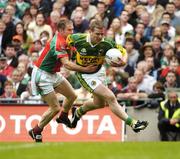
[67,33,126,73]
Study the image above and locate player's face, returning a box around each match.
[90,28,104,44]
[64,24,74,38]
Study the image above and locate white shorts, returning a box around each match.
[31,66,65,95]
[76,66,107,93]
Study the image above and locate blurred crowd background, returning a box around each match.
[0,0,179,106]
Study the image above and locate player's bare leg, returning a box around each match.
[71,84,148,132]
[55,79,77,127]
[71,95,105,128]
[29,91,60,142]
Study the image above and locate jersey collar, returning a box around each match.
[86,33,104,47]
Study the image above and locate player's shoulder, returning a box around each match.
[102,37,116,47]
[70,33,87,40]
[103,37,113,43]
[67,33,88,45]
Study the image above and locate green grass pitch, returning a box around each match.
[0,142,179,159]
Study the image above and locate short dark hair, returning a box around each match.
[89,19,103,31]
[136,22,145,28]
[97,1,106,7]
[162,12,171,17]
[152,36,162,42]
[6,43,15,49]
[153,81,164,91]
[57,19,73,31]
[125,36,134,43]
[166,2,175,7]
[166,70,176,77]
[4,80,13,87]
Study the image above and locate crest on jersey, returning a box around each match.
[80,48,87,55]
[91,80,96,86]
[98,49,104,56]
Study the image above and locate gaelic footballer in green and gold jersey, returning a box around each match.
[67,33,127,73]
[69,20,149,133]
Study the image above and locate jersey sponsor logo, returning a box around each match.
[80,48,87,55]
[98,49,105,56]
[76,53,105,66]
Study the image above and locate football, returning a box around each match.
[105,48,126,66]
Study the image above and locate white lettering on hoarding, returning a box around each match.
[49,120,58,134]
[26,115,41,130]
[1,114,117,135]
[62,115,116,135]
[63,119,83,135]
[10,115,26,134]
[0,115,5,133]
[97,115,116,134]
[83,115,99,134]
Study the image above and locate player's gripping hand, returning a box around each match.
[82,65,98,73]
[110,57,126,67]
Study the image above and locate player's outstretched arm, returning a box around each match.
[61,57,97,73]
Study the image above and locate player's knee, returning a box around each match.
[68,93,77,102]
[69,93,77,101]
[106,94,116,103]
[73,93,78,101]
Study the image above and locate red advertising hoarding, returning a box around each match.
[0,105,124,142]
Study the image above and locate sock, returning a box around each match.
[33,125,43,134]
[125,117,137,127]
[76,106,85,118]
[60,111,68,118]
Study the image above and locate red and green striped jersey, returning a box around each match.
[35,33,69,73]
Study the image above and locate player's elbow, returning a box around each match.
[63,62,71,70]
[63,61,74,71]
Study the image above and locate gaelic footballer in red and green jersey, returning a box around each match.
[35,33,69,73]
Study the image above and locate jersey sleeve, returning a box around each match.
[54,35,69,59]
[66,34,76,60]
[116,44,128,65]
[106,37,127,58]
[116,44,127,57]
[66,34,75,47]
[66,33,86,47]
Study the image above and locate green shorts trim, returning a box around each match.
[75,72,94,93]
